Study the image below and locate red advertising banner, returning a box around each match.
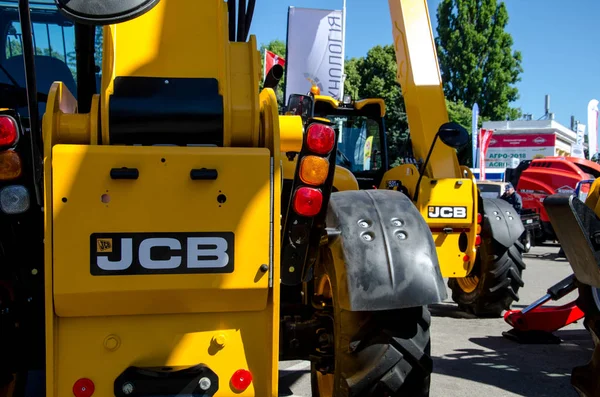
[478,129,494,180]
[488,133,556,148]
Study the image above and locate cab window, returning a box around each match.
[328,114,382,172]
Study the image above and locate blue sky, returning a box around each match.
[249,0,600,129]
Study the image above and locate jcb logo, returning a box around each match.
[428,206,467,219]
[90,232,234,275]
[97,238,112,253]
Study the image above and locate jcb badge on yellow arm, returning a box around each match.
[90,232,235,275]
[428,206,467,219]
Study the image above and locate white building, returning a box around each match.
[481,119,577,169]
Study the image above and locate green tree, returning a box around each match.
[446,99,475,165]
[435,0,523,120]
[259,39,286,106]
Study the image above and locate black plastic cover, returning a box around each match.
[325,189,447,311]
[109,77,224,146]
[55,0,160,25]
[544,195,600,288]
[114,364,218,396]
[481,198,525,249]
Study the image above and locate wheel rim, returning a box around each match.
[315,274,334,397]
[457,275,479,293]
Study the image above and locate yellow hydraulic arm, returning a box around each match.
[387,0,462,179]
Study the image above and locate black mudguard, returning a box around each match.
[481,198,524,249]
[544,195,600,288]
[324,189,447,311]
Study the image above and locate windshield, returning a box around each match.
[1,4,76,89]
[327,114,382,173]
[0,2,101,117]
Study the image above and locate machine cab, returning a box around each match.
[286,91,388,190]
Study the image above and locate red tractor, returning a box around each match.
[506,156,600,245]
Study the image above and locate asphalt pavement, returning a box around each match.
[278,243,594,397]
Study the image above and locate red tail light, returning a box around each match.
[306,123,335,155]
[475,235,481,246]
[477,213,482,224]
[463,255,470,262]
[293,187,323,217]
[0,116,17,147]
[231,369,253,392]
[73,378,95,397]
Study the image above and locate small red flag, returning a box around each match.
[264,49,285,80]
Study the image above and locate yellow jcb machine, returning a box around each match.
[1,0,524,396]
[284,87,526,318]
[543,180,600,396]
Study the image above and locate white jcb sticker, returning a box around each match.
[90,232,234,275]
[428,206,468,219]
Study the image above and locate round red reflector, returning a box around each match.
[463,255,470,262]
[306,123,335,155]
[293,187,323,217]
[475,235,481,246]
[477,213,482,223]
[0,116,17,147]
[231,369,253,391]
[73,378,95,397]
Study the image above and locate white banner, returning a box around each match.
[472,103,479,167]
[285,7,345,104]
[588,99,599,160]
[572,123,586,158]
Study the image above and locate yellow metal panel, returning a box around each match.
[419,179,474,225]
[110,0,225,79]
[586,178,600,213]
[387,0,461,179]
[333,166,359,191]
[229,38,260,147]
[419,178,477,277]
[314,95,339,108]
[279,115,303,153]
[354,98,386,117]
[431,232,470,277]
[52,145,271,317]
[257,86,282,396]
[379,164,420,194]
[55,312,274,396]
[99,1,264,148]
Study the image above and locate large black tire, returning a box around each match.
[571,284,600,396]
[448,237,526,317]
[310,251,432,397]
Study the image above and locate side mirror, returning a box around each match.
[437,122,469,149]
[55,0,161,25]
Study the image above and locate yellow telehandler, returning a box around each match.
[283,87,526,318]
[0,0,525,396]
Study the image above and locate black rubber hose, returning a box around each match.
[237,0,246,42]
[263,63,283,90]
[244,0,256,41]
[228,0,236,41]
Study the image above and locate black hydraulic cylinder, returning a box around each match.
[17,0,42,206]
[74,23,96,113]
